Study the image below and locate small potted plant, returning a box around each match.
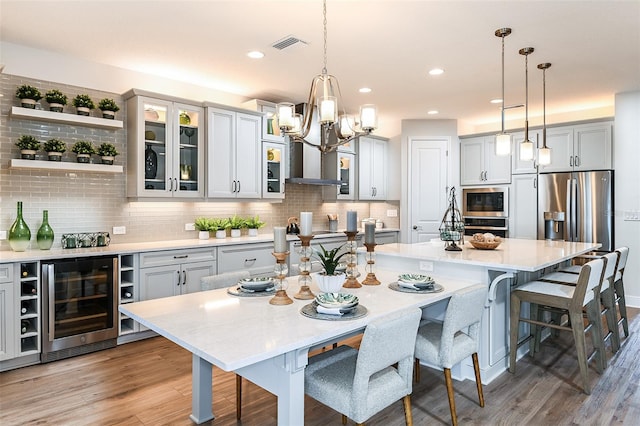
[72,94,95,116]
[98,98,120,119]
[194,217,213,240]
[71,140,95,163]
[313,243,347,293]
[43,138,66,161]
[44,89,68,112]
[245,215,265,237]
[212,218,229,239]
[97,142,119,165]
[16,135,41,159]
[226,215,246,238]
[15,85,42,109]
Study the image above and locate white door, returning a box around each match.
[409,138,449,243]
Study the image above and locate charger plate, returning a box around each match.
[300,301,368,321]
[388,282,444,294]
[227,286,275,297]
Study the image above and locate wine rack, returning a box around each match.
[118,254,139,335]
[19,262,40,354]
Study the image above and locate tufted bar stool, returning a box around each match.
[509,258,605,394]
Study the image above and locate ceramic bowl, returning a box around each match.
[398,273,433,284]
[239,277,274,291]
[315,292,359,309]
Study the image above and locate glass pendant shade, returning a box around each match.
[495,133,511,156]
[538,145,551,165]
[339,115,355,137]
[360,105,378,131]
[276,103,295,130]
[520,139,534,161]
[318,96,337,124]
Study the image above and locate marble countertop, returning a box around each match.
[0,228,399,263]
[372,238,601,272]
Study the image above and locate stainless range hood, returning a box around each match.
[286,104,341,186]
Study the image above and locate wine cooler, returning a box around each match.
[41,256,118,362]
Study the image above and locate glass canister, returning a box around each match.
[9,201,31,252]
[36,210,55,250]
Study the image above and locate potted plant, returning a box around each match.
[16,135,41,160]
[97,142,119,165]
[194,217,213,240]
[44,89,68,112]
[43,138,66,162]
[71,140,95,163]
[72,94,95,116]
[15,85,42,109]
[212,218,229,239]
[313,243,347,293]
[226,215,246,238]
[98,98,120,119]
[245,215,265,237]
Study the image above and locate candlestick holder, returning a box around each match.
[270,251,293,305]
[362,242,381,285]
[294,235,315,300]
[342,231,361,288]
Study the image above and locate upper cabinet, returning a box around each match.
[358,136,388,200]
[511,130,540,175]
[242,99,285,143]
[460,136,511,185]
[538,121,612,173]
[323,151,356,201]
[263,142,286,199]
[125,91,204,198]
[207,106,262,199]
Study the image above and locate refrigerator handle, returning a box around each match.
[566,179,573,241]
[573,178,580,241]
[45,264,56,342]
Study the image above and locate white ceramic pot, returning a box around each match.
[101,110,116,119]
[49,103,64,113]
[21,98,37,109]
[76,106,90,116]
[76,153,91,163]
[20,149,36,160]
[48,152,63,162]
[215,230,226,239]
[248,228,258,237]
[101,156,114,165]
[231,229,241,238]
[315,272,346,293]
[198,231,210,240]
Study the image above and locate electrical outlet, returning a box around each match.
[387,209,398,217]
[112,226,126,235]
[419,261,434,272]
[623,210,640,221]
[185,223,196,231]
[0,230,6,240]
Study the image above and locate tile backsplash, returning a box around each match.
[1,74,399,251]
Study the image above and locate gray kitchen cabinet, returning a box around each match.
[511,130,540,174]
[460,136,511,185]
[370,231,399,245]
[207,105,262,199]
[217,242,275,277]
[263,141,286,199]
[358,136,388,200]
[323,151,356,201]
[509,174,538,239]
[0,264,15,362]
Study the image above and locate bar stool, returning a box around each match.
[509,258,605,394]
[613,247,630,339]
[541,251,620,353]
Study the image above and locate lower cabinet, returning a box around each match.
[217,242,275,277]
[370,231,399,245]
[0,271,15,361]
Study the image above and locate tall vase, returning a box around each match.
[36,210,54,250]
[8,201,31,252]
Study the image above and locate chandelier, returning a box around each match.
[277,0,377,153]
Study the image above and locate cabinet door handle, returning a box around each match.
[570,156,574,167]
[534,177,537,189]
[174,178,178,191]
[232,180,236,192]
[169,179,173,191]
[182,270,187,286]
[575,156,580,167]
[176,270,181,286]
[238,180,241,192]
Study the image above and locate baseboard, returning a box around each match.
[625,295,640,308]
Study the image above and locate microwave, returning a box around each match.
[462,187,509,218]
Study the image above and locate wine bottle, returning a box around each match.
[21,306,28,314]
[21,320,29,334]
[124,291,132,299]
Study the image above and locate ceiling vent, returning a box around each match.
[272,35,308,50]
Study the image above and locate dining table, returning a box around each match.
[119,269,480,425]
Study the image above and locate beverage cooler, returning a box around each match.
[41,256,118,362]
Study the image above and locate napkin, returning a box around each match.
[397,281,421,290]
[316,305,344,315]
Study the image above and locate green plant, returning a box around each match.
[43,138,66,153]
[210,218,228,231]
[15,85,42,100]
[245,215,265,229]
[194,217,214,232]
[98,98,120,112]
[72,94,95,109]
[45,89,68,105]
[97,142,119,157]
[313,243,347,275]
[226,215,246,230]
[71,140,96,155]
[16,135,41,151]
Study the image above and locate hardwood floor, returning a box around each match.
[1,308,638,425]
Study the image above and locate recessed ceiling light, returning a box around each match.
[359,87,372,93]
[247,51,264,59]
[428,68,444,76]
[427,110,439,115]
[490,98,503,104]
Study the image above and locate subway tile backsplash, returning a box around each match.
[1,74,399,250]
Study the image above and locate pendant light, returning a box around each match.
[519,47,535,161]
[537,62,552,165]
[495,28,512,156]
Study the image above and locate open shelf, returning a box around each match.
[10,106,123,130]
[10,159,123,174]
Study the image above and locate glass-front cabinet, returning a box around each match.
[263,142,286,199]
[323,151,355,200]
[124,90,204,198]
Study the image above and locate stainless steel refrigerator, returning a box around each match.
[537,170,614,251]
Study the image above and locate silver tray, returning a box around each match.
[388,282,444,294]
[300,301,368,321]
[227,286,275,297]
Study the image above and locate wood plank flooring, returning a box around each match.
[1,308,638,425]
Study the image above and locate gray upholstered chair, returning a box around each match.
[413,284,487,426]
[305,307,422,426]
[200,270,250,420]
[509,258,605,394]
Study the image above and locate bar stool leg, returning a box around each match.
[614,279,629,337]
[569,310,591,395]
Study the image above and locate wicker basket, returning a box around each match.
[468,240,501,250]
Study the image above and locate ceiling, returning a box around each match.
[1,0,639,135]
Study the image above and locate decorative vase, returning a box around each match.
[101,110,115,119]
[49,103,64,113]
[101,156,114,165]
[47,152,63,162]
[315,272,346,293]
[179,112,191,125]
[248,228,259,237]
[230,229,241,238]
[36,210,54,250]
[145,145,157,179]
[215,230,226,239]
[20,149,36,160]
[76,153,91,163]
[21,98,37,109]
[198,231,210,240]
[76,106,90,116]
[8,201,31,252]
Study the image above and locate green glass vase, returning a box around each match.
[36,210,54,250]
[8,201,31,252]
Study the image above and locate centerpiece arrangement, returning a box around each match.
[313,243,347,293]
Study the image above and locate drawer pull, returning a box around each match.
[174,255,188,259]
[244,258,257,264]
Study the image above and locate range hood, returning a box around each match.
[286,104,342,186]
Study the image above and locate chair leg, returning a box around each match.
[531,302,541,355]
[614,279,629,337]
[569,310,591,394]
[402,394,413,426]
[602,288,620,352]
[342,414,347,425]
[509,293,521,373]
[235,374,242,420]
[585,300,606,373]
[414,358,421,383]
[471,353,485,407]
[444,368,458,426]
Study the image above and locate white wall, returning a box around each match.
[614,91,640,307]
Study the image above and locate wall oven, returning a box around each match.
[41,256,118,362]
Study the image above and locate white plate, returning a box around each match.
[398,273,434,284]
